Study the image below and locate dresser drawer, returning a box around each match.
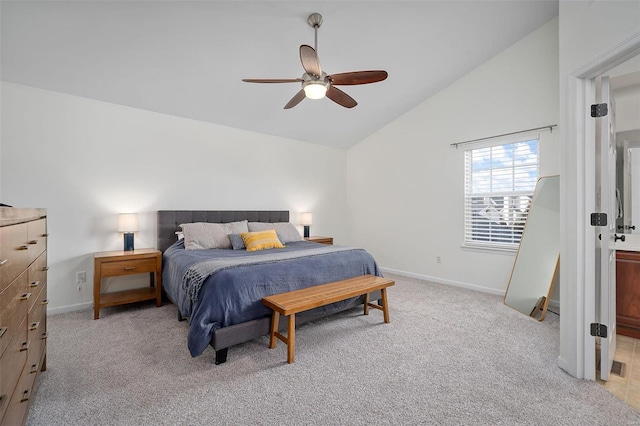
[0,224,29,294]
[26,320,46,379]
[100,257,157,277]
[26,219,47,265]
[0,318,27,422]
[0,272,30,358]
[2,365,34,426]
[27,253,47,313]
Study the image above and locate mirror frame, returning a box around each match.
[504,175,560,321]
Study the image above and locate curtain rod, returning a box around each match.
[450,124,558,148]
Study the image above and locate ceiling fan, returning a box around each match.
[242,13,388,109]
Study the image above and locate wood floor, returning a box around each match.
[597,334,640,411]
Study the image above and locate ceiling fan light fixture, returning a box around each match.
[303,81,328,99]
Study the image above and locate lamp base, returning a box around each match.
[303,226,310,238]
[124,233,134,251]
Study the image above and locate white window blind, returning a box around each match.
[464,138,539,250]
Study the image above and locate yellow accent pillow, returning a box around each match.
[240,230,285,252]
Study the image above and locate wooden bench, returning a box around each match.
[261,274,395,364]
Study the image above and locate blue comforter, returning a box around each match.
[162,240,381,356]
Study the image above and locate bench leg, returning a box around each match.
[287,314,296,364]
[269,311,280,349]
[381,288,390,323]
[364,293,370,315]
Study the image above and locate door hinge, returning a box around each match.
[590,213,607,226]
[591,103,608,117]
[590,323,608,338]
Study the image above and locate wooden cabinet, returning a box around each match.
[305,236,333,245]
[616,250,640,338]
[93,249,162,319]
[0,208,47,426]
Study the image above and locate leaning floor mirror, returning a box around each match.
[504,175,560,321]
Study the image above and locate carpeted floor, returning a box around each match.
[27,274,640,425]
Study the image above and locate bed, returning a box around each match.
[157,210,382,364]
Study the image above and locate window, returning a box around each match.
[464,138,539,250]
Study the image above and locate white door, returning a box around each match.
[597,76,617,381]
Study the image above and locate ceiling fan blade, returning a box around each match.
[284,89,306,109]
[326,86,357,108]
[300,45,322,77]
[329,70,388,85]
[242,78,303,83]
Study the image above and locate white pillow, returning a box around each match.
[247,222,303,243]
[180,220,249,250]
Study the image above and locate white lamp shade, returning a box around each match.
[303,83,327,99]
[300,212,313,226]
[118,213,139,232]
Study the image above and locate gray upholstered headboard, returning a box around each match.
[156,210,290,252]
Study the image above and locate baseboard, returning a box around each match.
[48,301,93,315]
[379,267,505,296]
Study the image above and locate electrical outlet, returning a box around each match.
[436,256,441,264]
[76,271,86,284]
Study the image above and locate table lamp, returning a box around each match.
[118,213,139,251]
[300,212,312,238]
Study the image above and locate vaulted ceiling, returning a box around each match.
[1,1,559,149]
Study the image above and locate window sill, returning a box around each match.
[461,243,518,255]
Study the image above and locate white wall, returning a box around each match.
[558,0,640,378]
[1,83,348,312]
[346,18,559,295]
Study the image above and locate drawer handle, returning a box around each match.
[41,299,49,305]
[30,280,40,288]
[41,332,48,340]
[18,245,29,250]
[20,293,32,301]
[123,266,136,271]
[28,240,38,245]
[0,327,6,339]
[30,363,39,374]
[20,389,30,402]
[30,321,40,331]
[43,266,49,271]
[20,341,30,351]
[0,259,7,266]
[42,233,49,237]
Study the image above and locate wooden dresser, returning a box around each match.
[0,208,48,425]
[616,250,640,339]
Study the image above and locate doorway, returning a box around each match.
[561,34,640,382]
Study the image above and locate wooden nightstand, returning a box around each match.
[93,248,162,319]
[305,236,333,245]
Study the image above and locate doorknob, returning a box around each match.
[615,234,626,242]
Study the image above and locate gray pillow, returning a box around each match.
[180,220,249,250]
[228,233,245,250]
[247,222,303,243]
[228,232,286,250]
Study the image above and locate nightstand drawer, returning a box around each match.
[100,257,157,277]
